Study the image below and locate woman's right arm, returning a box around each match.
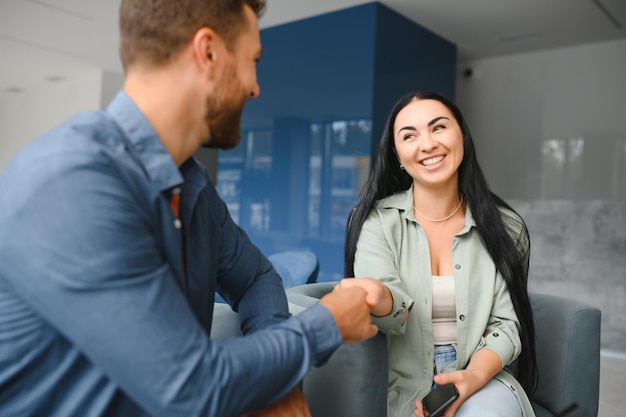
[348,209,414,333]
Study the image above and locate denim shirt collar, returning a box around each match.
[107,91,183,192]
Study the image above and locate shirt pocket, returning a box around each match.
[387,387,403,416]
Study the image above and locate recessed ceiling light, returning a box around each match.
[44,75,66,83]
[496,32,541,44]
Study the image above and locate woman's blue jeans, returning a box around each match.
[430,344,522,417]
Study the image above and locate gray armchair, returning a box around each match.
[286,287,388,417]
[530,292,601,417]
[210,282,601,417]
[210,284,388,417]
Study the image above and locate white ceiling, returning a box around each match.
[1,0,625,94]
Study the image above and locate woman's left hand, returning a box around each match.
[412,368,483,417]
[431,371,469,417]
[412,398,427,417]
[426,348,504,416]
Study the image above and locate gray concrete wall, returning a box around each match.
[513,200,625,351]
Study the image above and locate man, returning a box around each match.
[0,1,378,416]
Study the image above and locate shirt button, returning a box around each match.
[174,219,182,229]
[493,332,499,337]
[459,314,466,321]
[454,264,461,270]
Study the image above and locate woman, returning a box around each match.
[339,90,536,417]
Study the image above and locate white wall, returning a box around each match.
[0,69,220,183]
[101,70,125,110]
[456,38,626,200]
[456,38,626,352]
[0,69,107,171]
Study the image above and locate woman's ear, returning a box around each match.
[393,148,402,166]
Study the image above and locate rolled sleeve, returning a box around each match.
[477,275,522,367]
[480,329,518,367]
[354,209,414,335]
[371,287,413,335]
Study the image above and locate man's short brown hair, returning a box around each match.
[119,0,266,70]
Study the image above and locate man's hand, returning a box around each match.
[318,285,378,344]
[240,386,311,417]
[334,277,393,317]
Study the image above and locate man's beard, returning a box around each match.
[202,68,247,150]
[202,97,244,150]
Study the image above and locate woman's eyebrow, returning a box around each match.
[397,116,450,135]
[428,116,450,126]
[397,125,417,135]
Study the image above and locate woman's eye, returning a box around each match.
[433,124,445,132]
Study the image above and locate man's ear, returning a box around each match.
[191,27,220,75]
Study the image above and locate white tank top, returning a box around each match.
[432,275,457,345]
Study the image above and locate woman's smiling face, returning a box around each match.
[393,98,464,190]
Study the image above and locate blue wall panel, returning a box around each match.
[372,5,457,143]
[241,4,378,128]
[217,2,456,281]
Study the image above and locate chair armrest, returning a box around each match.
[286,281,336,300]
[209,295,321,339]
[210,303,242,340]
[210,285,388,417]
[287,282,389,417]
[530,293,601,417]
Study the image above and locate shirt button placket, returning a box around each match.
[454,265,464,321]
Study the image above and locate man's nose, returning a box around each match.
[250,82,260,98]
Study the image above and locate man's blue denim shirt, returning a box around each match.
[0,92,341,417]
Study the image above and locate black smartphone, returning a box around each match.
[422,384,459,417]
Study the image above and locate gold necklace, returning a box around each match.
[414,196,464,222]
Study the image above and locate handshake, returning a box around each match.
[318,278,394,344]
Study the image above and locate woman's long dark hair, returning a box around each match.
[344,90,537,394]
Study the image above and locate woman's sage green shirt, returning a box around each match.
[353,187,535,417]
